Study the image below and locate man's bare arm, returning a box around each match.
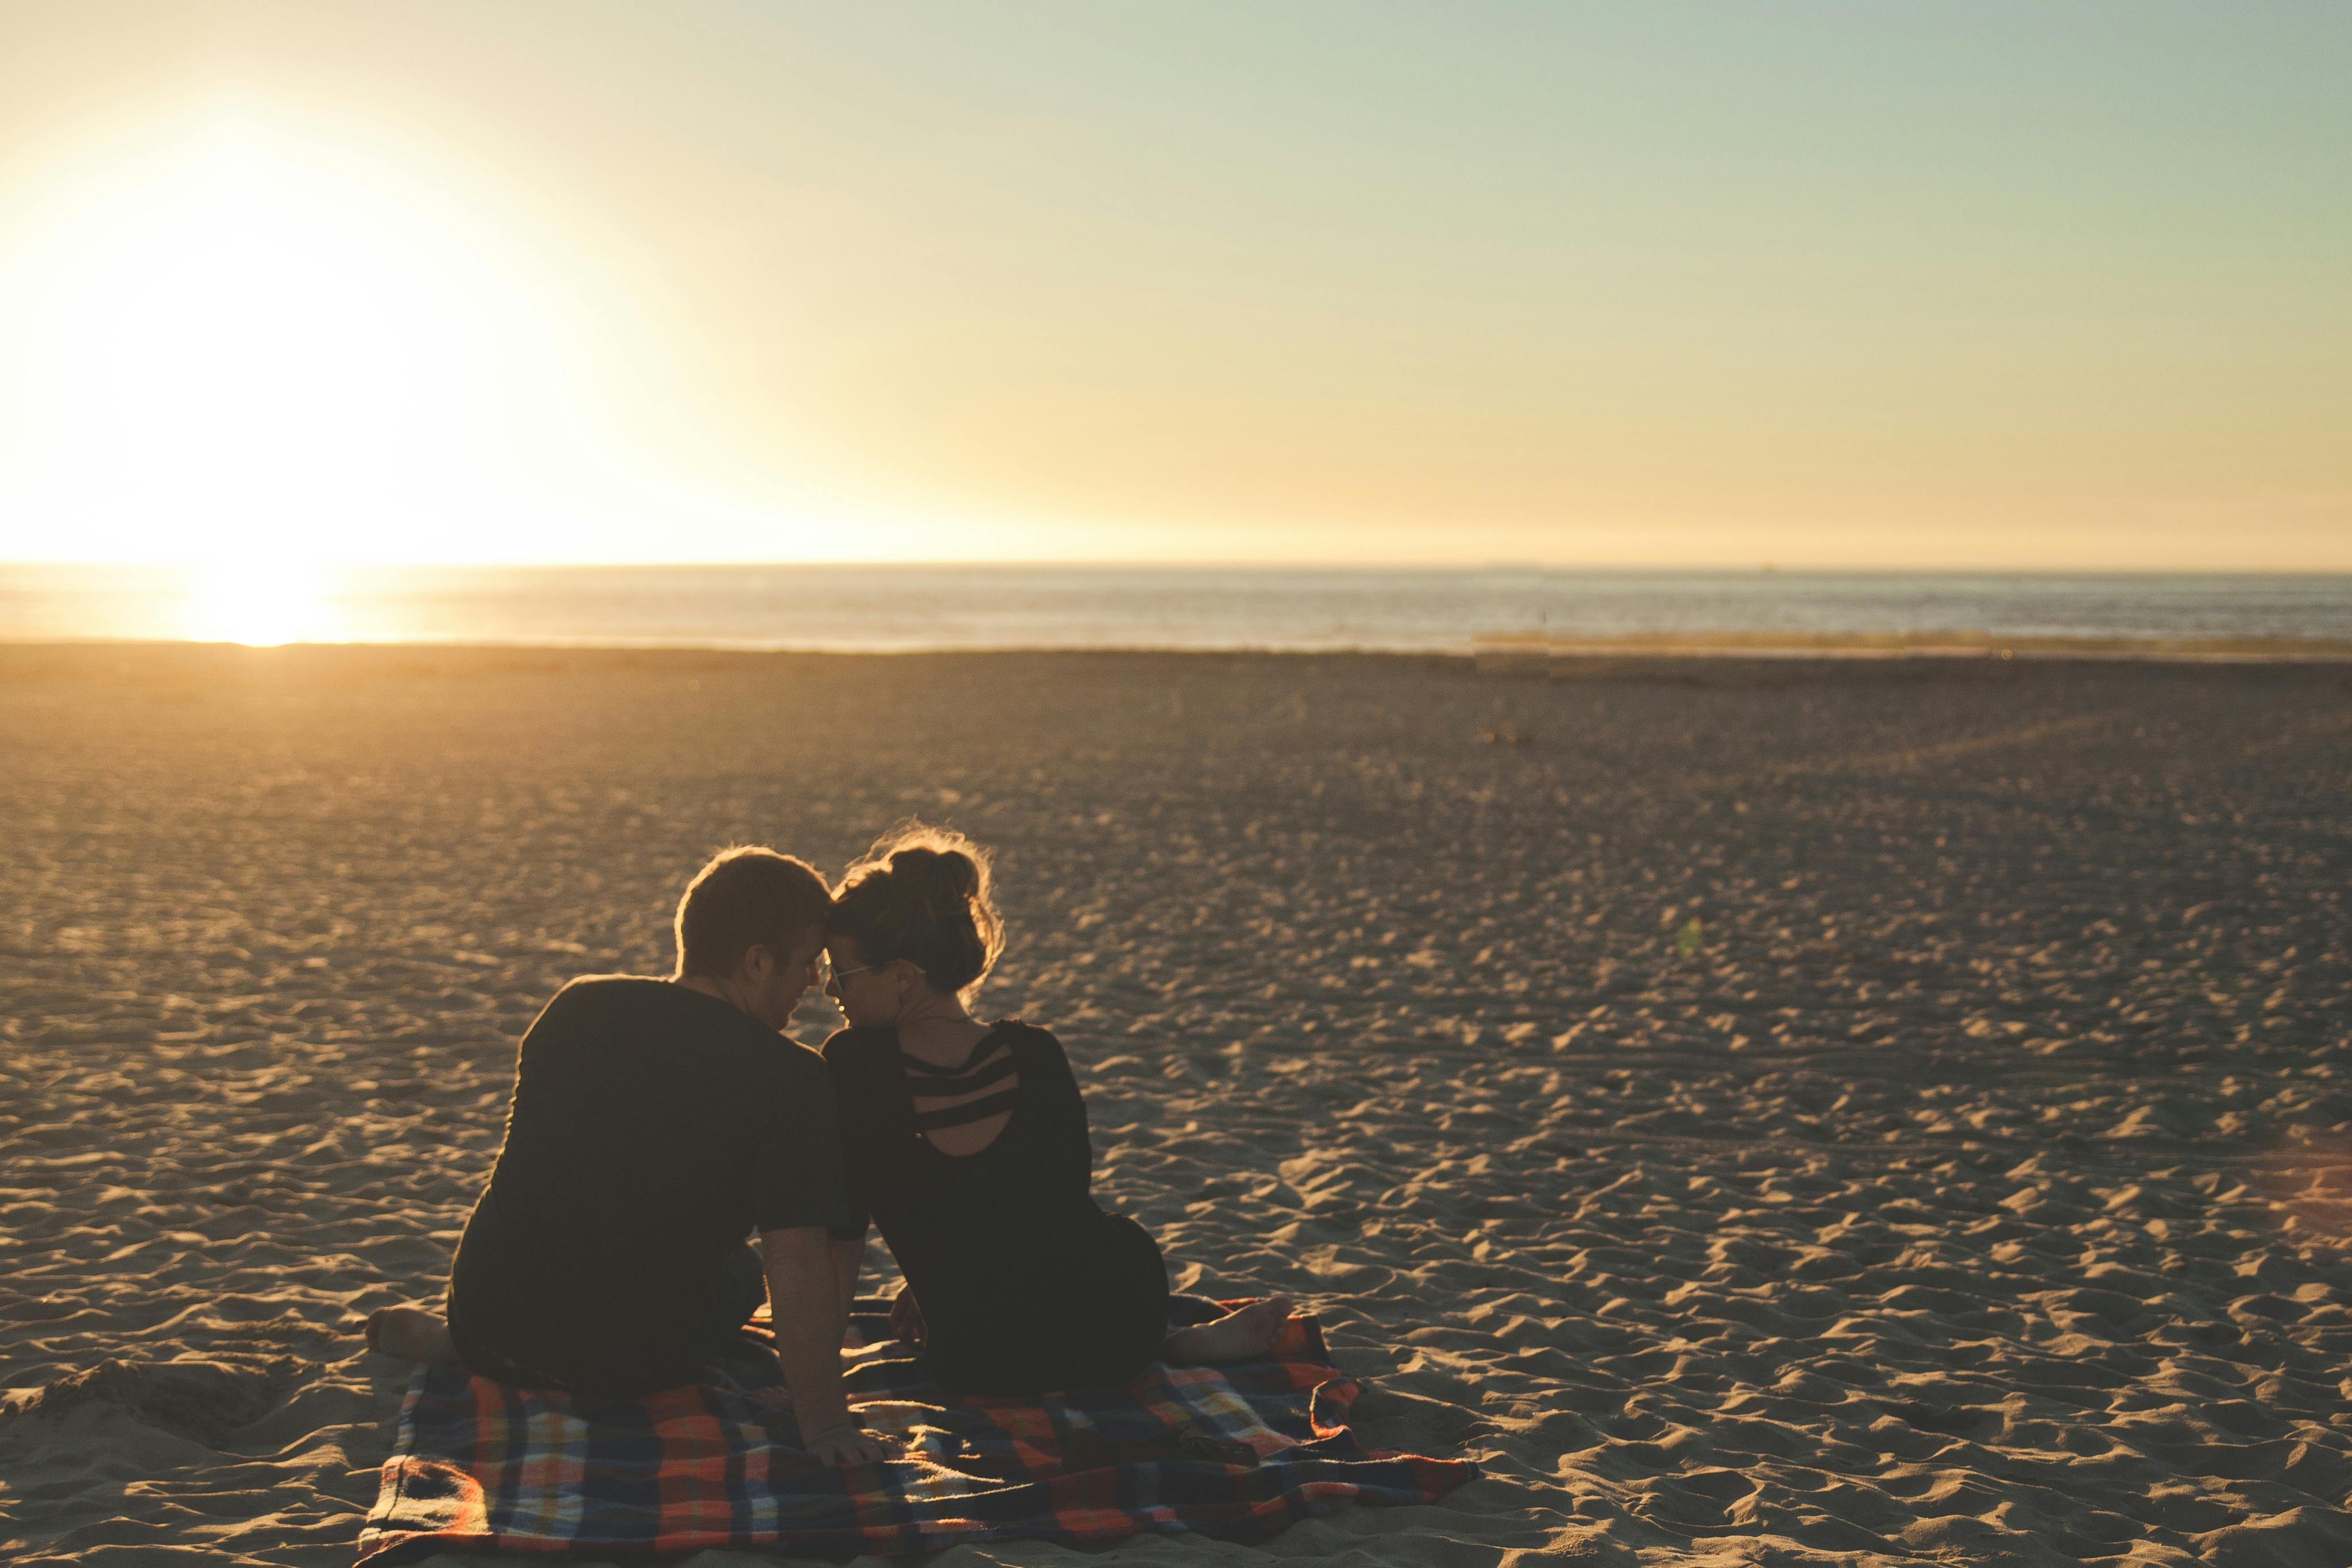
[829,1235,864,1324]
[762,1225,885,1465]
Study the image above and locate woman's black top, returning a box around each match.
[822,1021,1168,1396]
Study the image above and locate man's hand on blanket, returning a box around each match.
[889,1287,927,1348]
[803,1421,890,1466]
[764,1225,875,1459]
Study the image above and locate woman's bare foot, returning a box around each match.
[1162,1296,1295,1364]
[366,1305,461,1364]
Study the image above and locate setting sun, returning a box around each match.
[0,107,820,567]
[176,556,333,646]
[6,116,503,559]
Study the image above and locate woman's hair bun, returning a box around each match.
[889,844,982,902]
[827,824,1004,999]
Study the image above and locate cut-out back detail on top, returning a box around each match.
[901,1036,1019,1138]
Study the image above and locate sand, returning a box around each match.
[3,641,2350,1567]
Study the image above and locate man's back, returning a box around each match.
[446,975,848,1394]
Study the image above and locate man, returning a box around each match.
[367,846,883,1466]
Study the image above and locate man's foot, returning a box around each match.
[366,1305,461,1364]
[1163,1296,1295,1364]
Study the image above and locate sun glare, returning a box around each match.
[0,120,491,559]
[179,558,335,646]
[0,108,782,567]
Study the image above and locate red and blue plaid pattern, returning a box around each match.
[357,1297,1477,1563]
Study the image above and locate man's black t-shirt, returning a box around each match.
[446,975,849,1395]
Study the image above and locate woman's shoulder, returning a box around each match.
[992,1019,1077,1076]
[819,1024,899,1068]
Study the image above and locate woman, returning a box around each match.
[820,826,1289,1396]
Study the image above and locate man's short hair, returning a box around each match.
[674,847,832,980]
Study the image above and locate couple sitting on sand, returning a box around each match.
[368,829,1291,1465]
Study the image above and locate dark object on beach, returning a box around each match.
[1675,916,1704,957]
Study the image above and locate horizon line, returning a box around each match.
[7,559,2352,578]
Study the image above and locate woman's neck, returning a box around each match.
[893,990,988,1061]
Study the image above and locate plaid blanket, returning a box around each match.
[357,1296,1477,1563]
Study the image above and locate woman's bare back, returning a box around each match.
[897,1018,1017,1156]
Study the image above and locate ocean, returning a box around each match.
[1,563,2347,653]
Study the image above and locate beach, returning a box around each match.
[4,640,2351,1566]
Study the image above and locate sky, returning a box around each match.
[0,2,2346,569]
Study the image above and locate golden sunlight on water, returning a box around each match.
[177,559,337,646]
